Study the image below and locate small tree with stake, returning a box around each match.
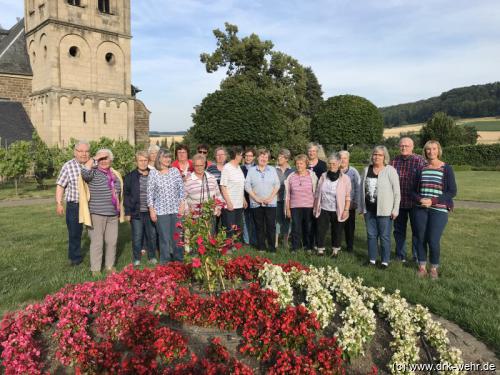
[0,141,31,196]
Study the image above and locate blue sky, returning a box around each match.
[2,0,500,131]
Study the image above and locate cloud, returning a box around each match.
[2,0,500,131]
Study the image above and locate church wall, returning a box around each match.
[134,99,150,147]
[0,74,33,115]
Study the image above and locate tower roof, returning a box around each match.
[0,18,32,76]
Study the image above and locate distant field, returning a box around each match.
[384,117,500,144]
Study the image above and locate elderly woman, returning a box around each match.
[285,154,318,252]
[172,144,193,179]
[339,150,361,252]
[184,153,223,214]
[206,146,227,185]
[147,149,186,263]
[245,149,280,252]
[275,148,294,248]
[148,144,160,170]
[412,141,457,279]
[313,153,351,256]
[80,148,124,276]
[359,146,400,268]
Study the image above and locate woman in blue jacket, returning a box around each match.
[412,140,457,279]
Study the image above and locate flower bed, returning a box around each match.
[0,255,465,374]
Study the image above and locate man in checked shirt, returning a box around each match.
[390,137,426,263]
[55,141,91,266]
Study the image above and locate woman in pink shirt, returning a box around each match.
[285,154,318,252]
[313,153,351,256]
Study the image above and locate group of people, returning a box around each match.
[56,137,456,279]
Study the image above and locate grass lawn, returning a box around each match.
[460,120,500,131]
[0,178,56,201]
[454,171,500,202]
[0,204,499,355]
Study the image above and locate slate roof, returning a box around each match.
[0,18,32,76]
[0,101,35,146]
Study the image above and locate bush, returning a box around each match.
[440,144,500,167]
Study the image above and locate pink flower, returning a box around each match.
[198,245,206,255]
[196,236,204,245]
[173,232,180,241]
[192,258,202,268]
[176,221,183,229]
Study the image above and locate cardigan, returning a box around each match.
[313,172,352,221]
[359,165,401,217]
[123,168,150,219]
[412,163,457,210]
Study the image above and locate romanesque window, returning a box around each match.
[98,0,110,14]
[104,113,107,124]
[67,0,81,6]
[105,52,115,65]
[69,46,79,57]
[83,111,87,123]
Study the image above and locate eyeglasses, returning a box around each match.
[194,164,205,168]
[76,149,89,153]
[399,145,411,148]
[198,150,208,154]
[372,153,384,157]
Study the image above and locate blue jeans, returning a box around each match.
[242,208,257,245]
[131,212,157,261]
[414,207,448,267]
[156,214,183,264]
[393,207,418,261]
[276,201,290,236]
[364,211,392,264]
[66,202,83,263]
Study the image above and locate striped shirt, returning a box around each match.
[80,168,122,216]
[206,164,224,184]
[184,172,222,212]
[419,166,448,213]
[288,174,314,208]
[56,159,83,202]
[139,174,148,212]
[147,168,185,215]
[276,166,295,202]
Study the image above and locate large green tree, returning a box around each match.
[420,112,478,147]
[311,95,384,148]
[193,23,323,155]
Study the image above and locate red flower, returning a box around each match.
[198,245,206,255]
[192,258,202,268]
[209,236,217,246]
[173,232,180,241]
[176,221,183,229]
[196,236,204,245]
[234,243,242,250]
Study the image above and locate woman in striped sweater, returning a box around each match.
[81,149,124,276]
[412,140,457,279]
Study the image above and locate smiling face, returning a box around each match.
[193,159,205,177]
[160,154,172,169]
[425,143,440,161]
[74,144,90,164]
[328,159,340,172]
[257,153,269,167]
[372,151,385,167]
[277,154,288,167]
[295,159,307,172]
[399,137,414,157]
[244,151,254,165]
[177,149,188,162]
[136,155,149,171]
[215,149,227,164]
[339,153,349,169]
[307,146,318,161]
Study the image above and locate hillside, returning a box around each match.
[380,82,500,127]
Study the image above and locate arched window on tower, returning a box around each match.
[67,0,81,6]
[98,0,110,14]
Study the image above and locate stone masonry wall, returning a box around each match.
[134,99,150,147]
[0,74,32,115]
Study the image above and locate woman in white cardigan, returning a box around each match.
[359,146,400,268]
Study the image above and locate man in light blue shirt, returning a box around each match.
[245,149,280,252]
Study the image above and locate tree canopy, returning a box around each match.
[311,95,384,148]
[420,112,478,147]
[192,23,323,155]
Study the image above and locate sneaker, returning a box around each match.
[365,260,376,267]
[417,265,428,278]
[429,267,439,280]
[149,258,158,265]
[133,260,141,266]
[331,247,340,257]
[317,248,325,256]
[380,262,389,269]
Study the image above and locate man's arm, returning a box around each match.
[56,185,65,216]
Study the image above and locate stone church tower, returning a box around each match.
[24,0,137,146]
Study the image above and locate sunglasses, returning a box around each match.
[198,150,208,154]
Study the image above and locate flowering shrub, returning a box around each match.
[180,198,241,292]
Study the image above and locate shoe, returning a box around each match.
[141,249,147,255]
[91,271,101,277]
[331,247,340,257]
[133,260,141,266]
[380,262,389,269]
[70,260,82,266]
[149,258,158,265]
[365,260,376,267]
[105,267,116,274]
[317,248,325,256]
[429,267,439,280]
[417,265,428,278]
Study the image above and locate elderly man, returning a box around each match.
[55,140,90,266]
[390,137,426,262]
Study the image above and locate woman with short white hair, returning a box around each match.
[359,146,400,268]
[81,148,124,276]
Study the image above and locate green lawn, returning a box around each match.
[0,178,56,201]
[455,171,500,202]
[0,204,498,355]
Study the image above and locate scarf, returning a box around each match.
[327,170,340,182]
[99,167,120,214]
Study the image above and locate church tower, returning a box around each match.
[24,0,135,146]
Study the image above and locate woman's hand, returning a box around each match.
[420,198,432,208]
[341,210,349,221]
[149,208,157,223]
